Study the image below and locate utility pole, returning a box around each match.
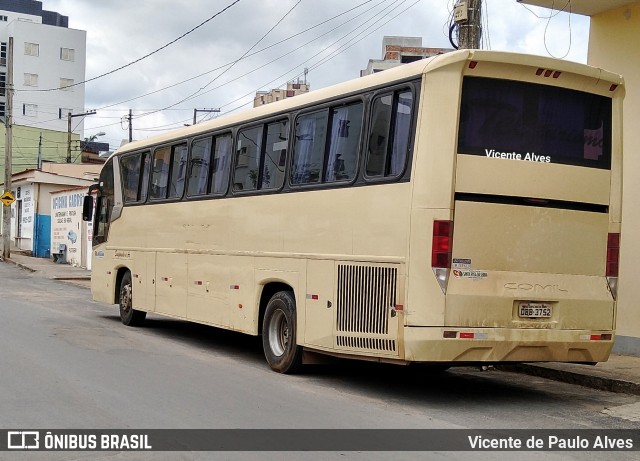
[2,37,12,260]
[37,132,42,170]
[67,110,96,163]
[454,0,482,49]
[128,109,132,142]
[193,108,220,125]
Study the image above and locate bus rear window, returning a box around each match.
[458,77,612,169]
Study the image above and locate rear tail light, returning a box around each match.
[432,220,453,293]
[606,232,620,299]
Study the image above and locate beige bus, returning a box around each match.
[84,50,623,373]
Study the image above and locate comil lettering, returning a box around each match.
[485,149,550,163]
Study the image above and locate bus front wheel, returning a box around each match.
[119,271,146,327]
[262,291,302,374]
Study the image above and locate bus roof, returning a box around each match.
[113,50,623,158]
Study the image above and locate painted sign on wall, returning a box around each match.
[51,190,85,267]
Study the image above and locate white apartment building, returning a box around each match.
[0,0,86,135]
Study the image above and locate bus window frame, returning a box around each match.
[231,115,292,197]
[148,141,189,203]
[362,83,417,184]
[185,130,234,200]
[110,75,422,207]
[288,95,365,191]
[119,151,151,205]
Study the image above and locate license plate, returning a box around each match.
[519,303,552,318]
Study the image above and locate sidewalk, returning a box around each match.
[1,251,640,396]
[3,251,91,289]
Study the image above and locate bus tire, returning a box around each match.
[119,271,146,327]
[262,291,302,374]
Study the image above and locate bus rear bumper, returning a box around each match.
[403,327,614,364]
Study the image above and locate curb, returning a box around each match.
[2,258,36,273]
[500,364,640,396]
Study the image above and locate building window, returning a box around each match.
[0,72,5,96]
[24,42,39,57]
[24,73,38,87]
[60,47,75,61]
[0,102,5,118]
[59,78,74,91]
[0,16,7,22]
[0,42,5,66]
[23,104,37,117]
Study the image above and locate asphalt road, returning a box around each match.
[0,261,638,461]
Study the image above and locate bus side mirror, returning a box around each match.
[82,195,94,221]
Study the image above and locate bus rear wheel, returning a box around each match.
[262,291,302,374]
[119,271,146,327]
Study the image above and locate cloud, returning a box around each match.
[42,0,589,149]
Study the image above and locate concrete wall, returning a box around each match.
[587,2,640,355]
[0,126,79,184]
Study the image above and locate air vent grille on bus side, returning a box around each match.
[336,336,396,352]
[336,264,397,335]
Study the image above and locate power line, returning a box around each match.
[90,0,378,113]
[15,0,243,93]
[134,0,303,120]
[125,0,395,131]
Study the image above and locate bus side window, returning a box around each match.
[366,90,413,178]
[151,147,171,199]
[261,120,288,191]
[94,159,114,245]
[139,153,151,202]
[188,137,213,197]
[325,102,363,183]
[120,153,142,203]
[292,110,328,185]
[168,144,188,199]
[233,126,263,192]
[210,134,232,195]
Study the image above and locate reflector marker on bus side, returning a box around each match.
[610,84,618,92]
[306,294,319,300]
[230,285,239,290]
[161,277,169,282]
[443,331,497,340]
[580,334,612,341]
[194,280,203,285]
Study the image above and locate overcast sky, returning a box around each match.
[42,0,589,151]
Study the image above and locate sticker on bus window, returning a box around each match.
[95,250,105,259]
[484,149,550,163]
[452,258,472,269]
[453,269,488,280]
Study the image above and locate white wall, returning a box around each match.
[8,19,86,135]
[10,182,34,251]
